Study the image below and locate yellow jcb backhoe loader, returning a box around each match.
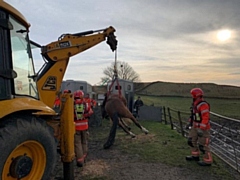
[0,0,117,179]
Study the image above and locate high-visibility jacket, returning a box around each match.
[53,97,61,113]
[54,97,61,108]
[85,97,97,108]
[74,98,93,131]
[192,99,211,130]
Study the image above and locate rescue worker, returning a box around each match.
[53,90,71,113]
[64,89,71,93]
[133,96,144,117]
[53,91,62,114]
[53,96,60,110]
[186,88,213,166]
[85,93,97,109]
[73,90,93,167]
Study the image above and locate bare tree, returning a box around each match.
[102,61,140,84]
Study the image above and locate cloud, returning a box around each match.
[5,0,240,86]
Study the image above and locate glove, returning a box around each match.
[197,128,203,137]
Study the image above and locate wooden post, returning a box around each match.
[178,111,184,137]
[167,107,173,130]
[163,106,167,124]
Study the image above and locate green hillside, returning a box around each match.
[135,81,240,99]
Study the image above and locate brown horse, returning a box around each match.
[103,94,149,149]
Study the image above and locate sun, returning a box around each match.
[217,29,231,41]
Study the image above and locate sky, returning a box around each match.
[5,0,240,87]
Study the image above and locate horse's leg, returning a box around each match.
[119,118,136,138]
[120,118,131,131]
[128,115,149,134]
[103,112,118,149]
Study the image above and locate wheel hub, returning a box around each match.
[10,155,33,178]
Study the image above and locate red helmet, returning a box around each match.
[190,88,203,98]
[74,90,84,99]
[63,89,71,93]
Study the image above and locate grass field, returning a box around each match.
[135,81,240,99]
[93,120,240,180]
[87,86,240,179]
[134,81,240,119]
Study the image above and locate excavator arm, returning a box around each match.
[41,26,117,61]
[36,26,117,108]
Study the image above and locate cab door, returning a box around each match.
[0,9,13,100]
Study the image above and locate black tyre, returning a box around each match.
[0,115,57,180]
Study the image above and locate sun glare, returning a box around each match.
[217,29,231,41]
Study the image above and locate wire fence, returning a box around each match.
[162,106,240,173]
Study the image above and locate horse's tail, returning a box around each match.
[103,112,119,149]
[102,93,108,107]
[101,93,108,119]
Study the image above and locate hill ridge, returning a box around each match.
[134,81,240,99]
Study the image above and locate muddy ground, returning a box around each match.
[51,124,240,180]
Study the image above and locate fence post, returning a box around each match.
[167,107,173,130]
[177,111,184,137]
[163,106,167,124]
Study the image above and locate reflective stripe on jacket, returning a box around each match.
[74,119,88,131]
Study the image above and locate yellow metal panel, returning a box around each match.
[37,59,69,108]
[60,93,75,162]
[0,97,56,118]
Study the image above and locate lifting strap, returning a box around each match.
[107,50,121,98]
[107,76,121,97]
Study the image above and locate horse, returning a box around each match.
[102,93,149,149]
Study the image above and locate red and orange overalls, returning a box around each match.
[74,98,93,167]
[187,98,213,166]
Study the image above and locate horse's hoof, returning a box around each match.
[129,132,136,138]
[142,127,149,134]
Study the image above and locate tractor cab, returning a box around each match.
[0,2,38,100]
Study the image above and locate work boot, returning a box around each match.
[83,154,87,163]
[197,161,211,166]
[186,156,199,161]
[77,161,83,167]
